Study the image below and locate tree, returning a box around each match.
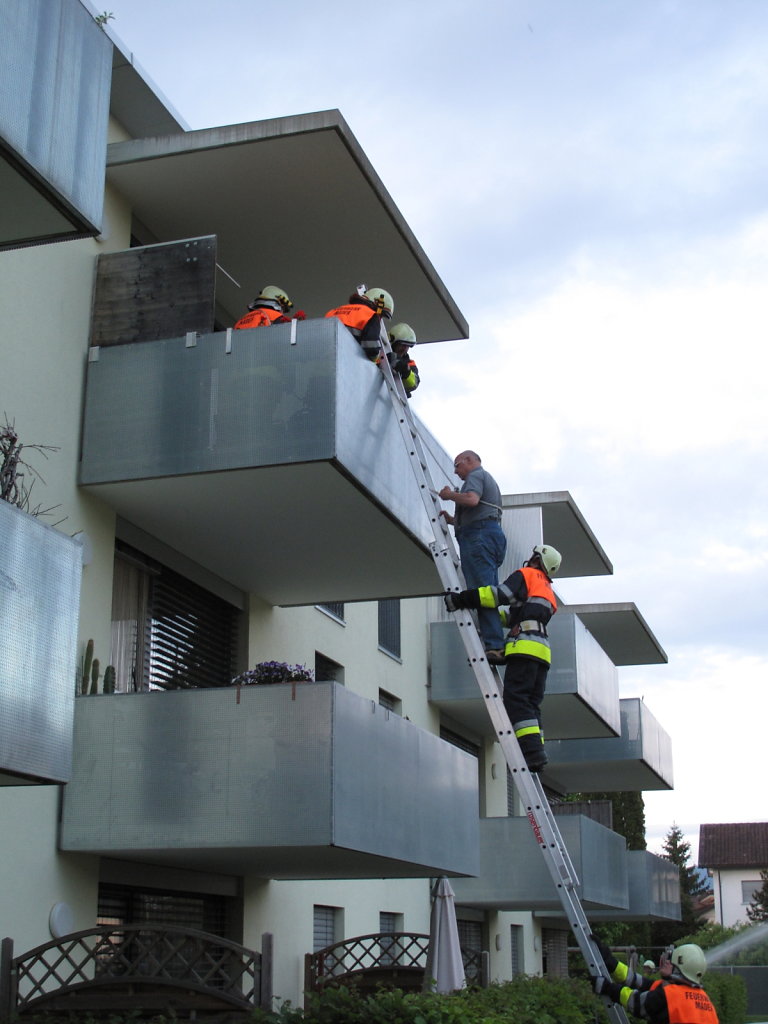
[746,868,768,923]
[651,823,709,947]
[567,791,649,951]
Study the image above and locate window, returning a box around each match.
[378,689,401,714]
[313,905,340,951]
[510,925,522,977]
[110,543,239,692]
[96,883,235,987]
[317,602,345,622]
[315,652,344,683]
[542,928,568,977]
[440,727,480,759]
[742,880,762,904]
[98,883,228,934]
[379,911,401,964]
[378,599,401,658]
[457,918,481,952]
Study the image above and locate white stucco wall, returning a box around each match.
[0,787,98,952]
[712,868,764,927]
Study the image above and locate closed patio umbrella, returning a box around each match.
[423,876,466,993]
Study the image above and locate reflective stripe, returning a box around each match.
[478,586,497,609]
[504,636,552,663]
[614,961,629,983]
[518,619,545,633]
[515,725,541,739]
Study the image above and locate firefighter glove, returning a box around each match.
[590,934,618,973]
[591,975,607,996]
[591,976,621,1003]
[444,589,477,612]
[292,310,307,321]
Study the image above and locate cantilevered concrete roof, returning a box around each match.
[503,491,613,578]
[106,111,468,343]
[565,602,668,666]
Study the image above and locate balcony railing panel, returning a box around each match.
[80,319,443,604]
[544,698,674,792]
[429,612,620,740]
[60,682,479,878]
[597,850,681,921]
[0,0,111,249]
[451,815,628,912]
[0,501,81,783]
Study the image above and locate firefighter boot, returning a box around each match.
[516,731,548,773]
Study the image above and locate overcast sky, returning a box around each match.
[97,0,768,862]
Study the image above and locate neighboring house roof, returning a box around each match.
[699,823,768,869]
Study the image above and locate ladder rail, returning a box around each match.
[375,333,627,1022]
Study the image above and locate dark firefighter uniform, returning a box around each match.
[594,949,719,1024]
[325,300,384,360]
[378,349,420,395]
[446,564,556,772]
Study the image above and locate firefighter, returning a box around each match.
[382,322,420,396]
[325,285,394,360]
[444,543,561,772]
[591,936,718,1024]
[234,285,303,329]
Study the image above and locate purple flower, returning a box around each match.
[231,661,314,686]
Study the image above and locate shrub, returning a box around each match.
[250,977,606,1024]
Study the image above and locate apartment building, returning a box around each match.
[0,0,681,1011]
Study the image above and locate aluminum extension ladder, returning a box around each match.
[375,331,628,1023]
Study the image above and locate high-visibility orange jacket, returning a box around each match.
[233,307,287,329]
[324,303,377,334]
[608,960,720,1024]
[615,979,719,1024]
[478,566,557,663]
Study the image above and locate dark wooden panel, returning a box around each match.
[90,236,216,346]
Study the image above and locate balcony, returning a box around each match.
[452,815,628,913]
[544,698,674,792]
[596,850,681,921]
[59,681,479,879]
[0,501,82,784]
[429,612,621,740]
[0,0,112,250]
[80,317,449,605]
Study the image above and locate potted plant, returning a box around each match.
[231,661,314,686]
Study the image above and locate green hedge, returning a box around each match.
[704,971,749,1024]
[23,971,749,1024]
[251,976,607,1024]
[249,972,749,1024]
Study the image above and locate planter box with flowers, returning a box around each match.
[231,661,314,686]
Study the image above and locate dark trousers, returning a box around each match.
[502,655,549,731]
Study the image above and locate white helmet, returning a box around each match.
[251,285,292,313]
[671,944,707,985]
[389,323,416,347]
[364,287,394,319]
[532,544,561,577]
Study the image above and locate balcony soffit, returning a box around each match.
[564,603,668,666]
[106,111,467,343]
[502,491,612,579]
